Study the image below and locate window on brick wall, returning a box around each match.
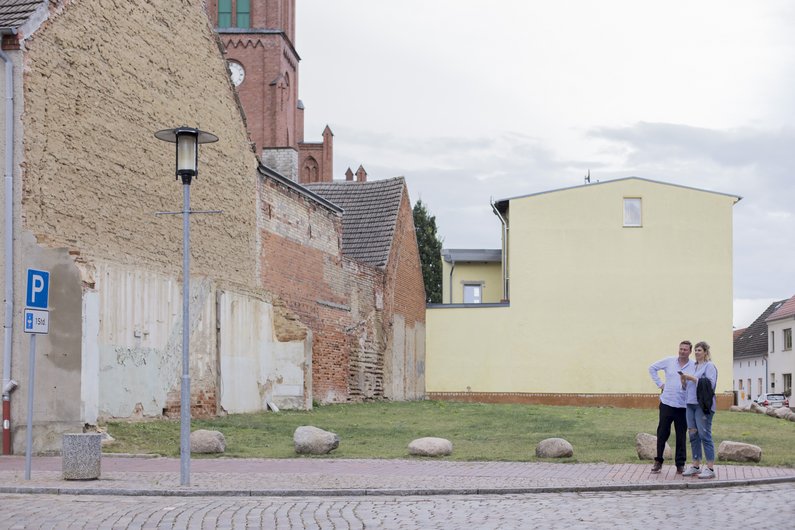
[218,0,251,28]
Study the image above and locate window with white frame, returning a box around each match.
[784,373,792,394]
[770,331,775,352]
[623,198,642,227]
[463,283,482,304]
[784,328,792,351]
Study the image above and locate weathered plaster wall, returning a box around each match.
[21,0,259,283]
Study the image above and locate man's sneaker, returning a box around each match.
[650,461,662,473]
[682,466,700,477]
[698,467,715,479]
[676,465,685,474]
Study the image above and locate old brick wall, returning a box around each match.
[258,174,390,403]
[21,0,260,287]
[382,187,427,399]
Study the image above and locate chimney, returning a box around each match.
[355,165,367,182]
[345,167,354,181]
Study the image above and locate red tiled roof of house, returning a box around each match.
[766,294,795,322]
[733,328,747,341]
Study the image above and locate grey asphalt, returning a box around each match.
[1,455,794,497]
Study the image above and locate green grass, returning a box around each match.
[103,401,795,466]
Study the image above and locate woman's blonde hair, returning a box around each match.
[695,341,711,361]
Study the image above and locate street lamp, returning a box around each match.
[154,126,218,486]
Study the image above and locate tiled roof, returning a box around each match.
[305,177,405,269]
[733,328,747,341]
[734,299,787,359]
[0,0,43,30]
[766,294,795,322]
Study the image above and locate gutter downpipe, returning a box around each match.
[1,45,15,454]
[490,199,509,301]
[448,258,455,304]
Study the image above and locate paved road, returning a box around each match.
[2,483,793,529]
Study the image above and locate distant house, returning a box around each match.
[765,295,795,397]
[427,177,740,407]
[442,249,503,304]
[733,300,786,405]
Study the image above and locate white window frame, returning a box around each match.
[462,282,483,304]
[784,328,792,351]
[623,197,642,227]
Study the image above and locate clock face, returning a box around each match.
[228,61,245,86]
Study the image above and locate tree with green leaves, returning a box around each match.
[413,199,443,303]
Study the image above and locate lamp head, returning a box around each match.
[154,127,219,184]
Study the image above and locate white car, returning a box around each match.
[754,393,790,408]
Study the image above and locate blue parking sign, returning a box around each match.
[26,269,50,309]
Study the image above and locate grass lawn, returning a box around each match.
[104,401,795,466]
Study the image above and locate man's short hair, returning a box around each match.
[680,340,693,350]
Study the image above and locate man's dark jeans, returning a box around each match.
[655,402,687,467]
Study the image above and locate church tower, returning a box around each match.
[207,0,333,182]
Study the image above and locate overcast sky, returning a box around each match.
[296,0,795,328]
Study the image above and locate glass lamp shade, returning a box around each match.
[154,127,219,181]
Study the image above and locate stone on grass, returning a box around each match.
[408,437,453,457]
[773,407,794,420]
[718,440,762,462]
[635,433,672,461]
[536,437,574,458]
[190,429,226,454]
[750,402,767,414]
[729,405,743,412]
[294,426,339,455]
[765,407,779,417]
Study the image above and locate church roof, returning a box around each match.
[0,0,43,30]
[734,299,787,359]
[305,177,406,269]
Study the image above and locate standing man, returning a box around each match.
[648,340,693,474]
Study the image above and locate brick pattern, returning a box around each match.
[428,392,736,410]
[163,384,218,419]
[259,174,428,403]
[262,147,298,181]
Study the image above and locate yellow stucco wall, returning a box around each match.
[427,178,738,395]
[442,260,503,304]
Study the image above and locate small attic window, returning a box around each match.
[623,198,642,227]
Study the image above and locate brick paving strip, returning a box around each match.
[1,456,793,497]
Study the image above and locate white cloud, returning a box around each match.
[297,0,795,302]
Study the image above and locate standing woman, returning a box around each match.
[680,341,718,479]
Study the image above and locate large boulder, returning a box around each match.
[190,429,226,454]
[729,405,743,412]
[718,440,762,462]
[773,407,794,420]
[408,437,453,457]
[294,426,339,455]
[750,402,767,414]
[536,438,574,458]
[765,407,779,417]
[635,433,672,461]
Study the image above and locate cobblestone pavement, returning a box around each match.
[1,483,793,529]
[2,456,794,495]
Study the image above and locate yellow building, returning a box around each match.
[442,249,504,304]
[427,177,740,407]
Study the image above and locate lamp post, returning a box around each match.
[154,126,218,486]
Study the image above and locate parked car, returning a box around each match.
[754,393,790,408]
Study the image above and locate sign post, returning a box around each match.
[23,269,49,480]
